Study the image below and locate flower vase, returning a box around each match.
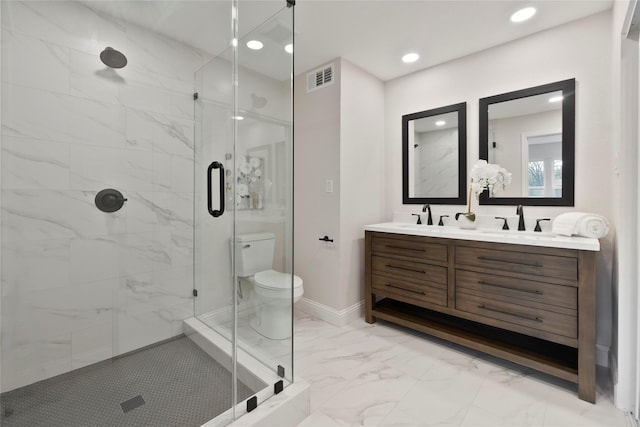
[240,196,250,210]
[456,212,477,229]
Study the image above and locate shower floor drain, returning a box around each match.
[120,395,145,413]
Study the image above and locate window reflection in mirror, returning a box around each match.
[479,79,575,206]
[487,90,562,198]
[526,132,563,197]
[403,102,467,205]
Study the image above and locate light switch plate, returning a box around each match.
[325,179,333,193]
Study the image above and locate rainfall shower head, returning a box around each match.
[100,47,127,69]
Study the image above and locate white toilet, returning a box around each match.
[235,232,303,340]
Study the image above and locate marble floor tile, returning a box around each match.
[293,311,631,427]
[297,410,342,427]
[318,366,417,426]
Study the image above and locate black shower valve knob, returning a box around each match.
[95,188,127,213]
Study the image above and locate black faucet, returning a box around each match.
[516,205,526,231]
[422,204,433,225]
[438,215,449,226]
[495,217,509,230]
[534,218,551,232]
[411,213,422,224]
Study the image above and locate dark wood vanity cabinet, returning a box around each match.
[364,231,596,403]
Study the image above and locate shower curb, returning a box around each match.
[184,318,310,427]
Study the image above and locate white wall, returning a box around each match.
[385,11,615,364]
[294,58,385,317]
[339,58,385,310]
[294,60,342,310]
[0,0,4,391]
[611,0,639,413]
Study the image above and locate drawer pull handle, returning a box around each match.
[386,245,425,252]
[478,280,543,295]
[385,283,426,295]
[477,256,543,268]
[477,305,543,323]
[385,264,426,274]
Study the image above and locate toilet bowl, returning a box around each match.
[250,270,303,339]
[235,233,303,340]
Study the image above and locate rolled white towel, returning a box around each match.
[576,215,610,238]
[552,212,609,238]
[552,212,585,236]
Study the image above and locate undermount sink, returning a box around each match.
[479,230,557,238]
[396,224,444,231]
[363,222,600,251]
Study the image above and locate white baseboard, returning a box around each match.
[605,348,639,426]
[597,344,610,367]
[296,298,364,327]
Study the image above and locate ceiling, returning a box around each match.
[85,0,613,82]
[294,0,613,81]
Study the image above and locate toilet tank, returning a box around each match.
[235,232,275,277]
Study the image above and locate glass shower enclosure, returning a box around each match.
[0,1,294,426]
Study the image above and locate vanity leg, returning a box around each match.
[364,232,376,324]
[365,296,376,323]
[578,251,596,403]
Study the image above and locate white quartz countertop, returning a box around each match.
[364,222,600,251]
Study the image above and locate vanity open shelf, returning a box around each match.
[372,299,579,382]
[364,226,597,402]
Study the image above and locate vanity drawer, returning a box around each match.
[372,236,447,263]
[455,246,577,281]
[456,292,577,341]
[372,274,447,307]
[456,270,577,310]
[372,255,447,284]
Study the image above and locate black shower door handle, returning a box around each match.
[207,161,225,217]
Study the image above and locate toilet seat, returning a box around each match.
[253,269,303,299]
[254,269,303,290]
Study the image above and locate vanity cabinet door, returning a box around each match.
[456,270,577,309]
[372,236,447,264]
[454,245,580,347]
[455,246,577,281]
[455,287,577,346]
[371,274,447,307]
[369,233,448,309]
[372,255,447,283]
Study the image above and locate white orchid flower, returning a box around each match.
[237,184,249,197]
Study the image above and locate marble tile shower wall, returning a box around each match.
[416,128,458,197]
[0,1,212,392]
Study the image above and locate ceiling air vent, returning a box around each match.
[307,63,334,92]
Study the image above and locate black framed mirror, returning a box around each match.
[479,78,575,206]
[402,102,467,205]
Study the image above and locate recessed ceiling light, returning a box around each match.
[284,44,293,54]
[231,38,238,47]
[232,115,244,121]
[549,95,563,103]
[402,53,420,63]
[510,7,536,23]
[246,40,263,50]
[435,120,446,126]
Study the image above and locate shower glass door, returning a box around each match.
[234,0,295,396]
[193,1,294,421]
[193,45,236,339]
